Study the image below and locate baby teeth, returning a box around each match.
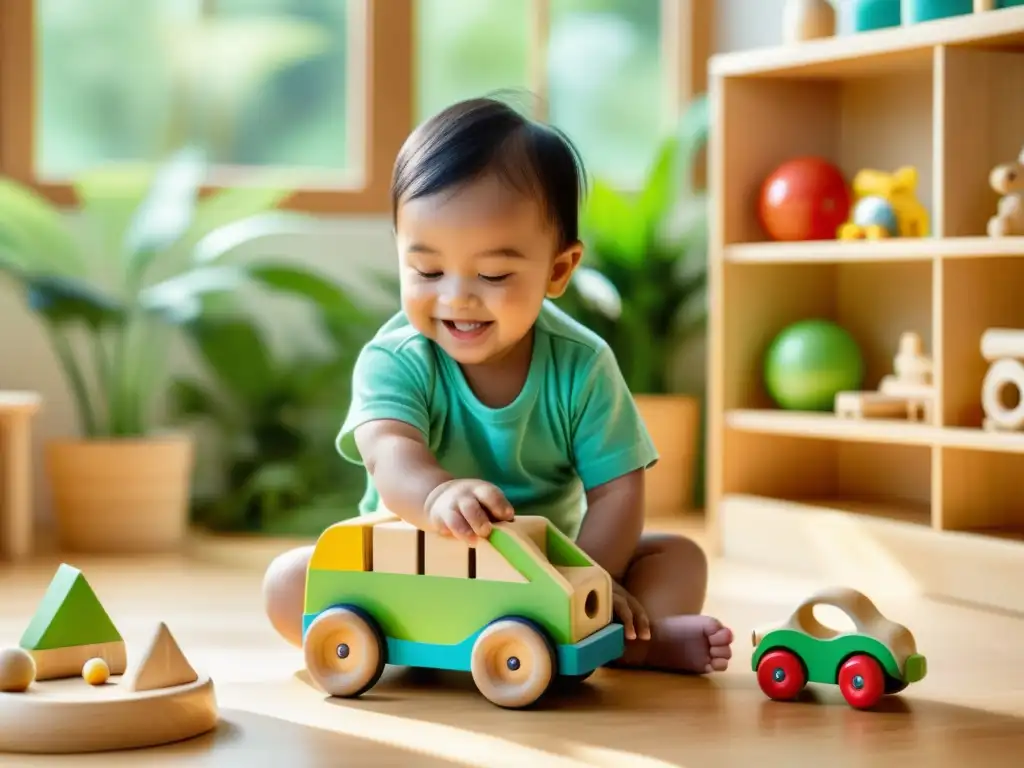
[453,321,482,331]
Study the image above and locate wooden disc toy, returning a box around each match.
[0,673,218,754]
[0,563,218,754]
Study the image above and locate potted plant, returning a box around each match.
[0,149,315,553]
[168,265,398,538]
[556,95,709,515]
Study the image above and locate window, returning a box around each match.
[0,0,707,212]
[415,0,704,190]
[38,0,363,185]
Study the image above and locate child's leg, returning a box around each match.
[616,533,734,674]
[263,545,313,648]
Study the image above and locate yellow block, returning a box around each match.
[309,510,398,572]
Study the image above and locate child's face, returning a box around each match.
[395,175,581,366]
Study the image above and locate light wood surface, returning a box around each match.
[706,6,1024,614]
[0,519,1022,766]
[0,392,40,562]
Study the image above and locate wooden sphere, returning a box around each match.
[82,657,110,686]
[0,647,36,693]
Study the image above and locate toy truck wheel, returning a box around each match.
[837,654,885,709]
[304,606,386,698]
[756,649,806,701]
[470,618,555,709]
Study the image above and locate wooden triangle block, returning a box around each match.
[122,622,198,692]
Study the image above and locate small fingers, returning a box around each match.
[474,484,514,521]
[631,600,652,642]
[457,498,493,538]
[445,510,476,542]
[614,597,636,641]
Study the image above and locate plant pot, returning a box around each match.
[46,434,194,554]
[902,0,972,23]
[634,394,700,515]
[852,0,902,31]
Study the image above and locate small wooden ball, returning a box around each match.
[0,647,36,692]
[82,657,110,686]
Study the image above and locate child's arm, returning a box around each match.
[574,468,645,582]
[569,346,659,582]
[353,418,454,530]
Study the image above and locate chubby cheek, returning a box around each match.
[400,284,438,336]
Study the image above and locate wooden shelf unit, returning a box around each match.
[707,7,1024,615]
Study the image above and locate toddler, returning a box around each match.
[263,97,733,675]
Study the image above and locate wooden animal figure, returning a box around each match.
[987,145,1024,237]
[837,166,929,239]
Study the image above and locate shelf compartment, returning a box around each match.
[940,447,1024,537]
[718,492,1024,615]
[723,236,1024,264]
[722,431,932,520]
[709,6,1024,79]
[942,258,1024,428]
[726,409,938,445]
[722,260,933,410]
[719,67,933,245]
[937,46,1024,237]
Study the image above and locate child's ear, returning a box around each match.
[546,241,583,298]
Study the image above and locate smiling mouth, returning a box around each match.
[440,319,493,340]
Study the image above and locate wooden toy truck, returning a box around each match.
[301,511,624,709]
[751,586,927,709]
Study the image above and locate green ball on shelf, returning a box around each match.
[763,319,865,411]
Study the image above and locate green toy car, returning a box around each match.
[301,511,624,709]
[752,587,927,709]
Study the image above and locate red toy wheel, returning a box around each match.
[757,650,806,701]
[837,654,885,709]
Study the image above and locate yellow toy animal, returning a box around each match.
[837,166,929,239]
[987,145,1024,238]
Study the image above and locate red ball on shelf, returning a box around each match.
[758,157,851,241]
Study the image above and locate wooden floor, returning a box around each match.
[1,517,1023,767]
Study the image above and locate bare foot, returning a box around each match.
[633,615,734,674]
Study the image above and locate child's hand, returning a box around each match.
[612,582,651,642]
[425,479,515,542]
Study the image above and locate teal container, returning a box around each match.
[903,0,973,23]
[853,0,901,31]
[997,0,1024,7]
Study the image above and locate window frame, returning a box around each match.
[0,0,708,214]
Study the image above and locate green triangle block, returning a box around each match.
[19,563,123,651]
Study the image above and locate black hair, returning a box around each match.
[391,95,587,248]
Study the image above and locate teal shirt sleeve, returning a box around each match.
[571,345,659,490]
[336,341,432,464]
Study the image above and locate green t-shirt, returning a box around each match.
[336,301,658,539]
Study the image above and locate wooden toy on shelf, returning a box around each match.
[987,145,1024,237]
[302,512,623,709]
[782,0,836,43]
[835,332,935,422]
[751,586,927,709]
[837,166,929,239]
[19,563,127,681]
[0,564,218,754]
[980,328,1024,431]
[0,391,41,562]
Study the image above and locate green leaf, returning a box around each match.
[25,274,124,330]
[246,261,371,321]
[167,377,228,423]
[184,315,275,406]
[122,145,206,283]
[0,179,86,276]
[73,164,156,263]
[190,211,312,265]
[581,180,646,267]
[139,265,246,324]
